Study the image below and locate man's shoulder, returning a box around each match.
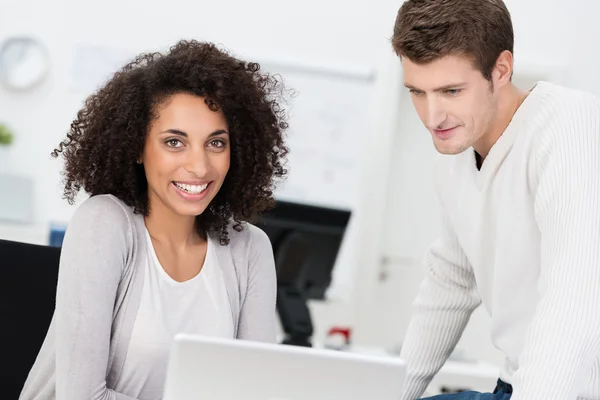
[533,81,600,124]
[536,81,598,101]
[528,82,600,157]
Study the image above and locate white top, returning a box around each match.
[114,229,234,399]
[400,82,600,400]
[18,194,277,400]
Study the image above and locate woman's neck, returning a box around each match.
[144,195,203,250]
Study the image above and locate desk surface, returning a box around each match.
[328,344,499,395]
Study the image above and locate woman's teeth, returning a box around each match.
[174,182,208,194]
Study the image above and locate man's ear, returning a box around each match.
[492,50,514,88]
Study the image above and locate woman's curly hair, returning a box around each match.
[53,40,289,245]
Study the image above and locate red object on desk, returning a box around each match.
[326,327,352,349]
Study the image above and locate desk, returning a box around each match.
[324,344,499,395]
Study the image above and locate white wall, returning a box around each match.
[0,0,398,347]
[2,0,600,367]
[0,0,395,225]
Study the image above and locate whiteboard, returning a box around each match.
[258,59,375,211]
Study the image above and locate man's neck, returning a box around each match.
[474,84,530,164]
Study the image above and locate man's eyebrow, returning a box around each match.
[431,83,467,92]
[404,82,467,92]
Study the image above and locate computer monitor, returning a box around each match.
[254,200,351,348]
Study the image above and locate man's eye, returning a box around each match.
[445,89,461,96]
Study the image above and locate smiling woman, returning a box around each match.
[19,40,289,400]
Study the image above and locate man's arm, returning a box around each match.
[510,100,600,400]
[400,212,481,400]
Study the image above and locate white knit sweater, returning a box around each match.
[400,81,600,400]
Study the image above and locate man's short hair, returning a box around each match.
[392,0,514,80]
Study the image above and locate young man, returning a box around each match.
[392,1,600,399]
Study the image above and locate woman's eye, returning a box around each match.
[210,139,226,148]
[166,139,182,148]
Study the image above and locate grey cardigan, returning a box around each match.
[19,194,277,400]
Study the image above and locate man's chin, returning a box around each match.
[432,141,470,155]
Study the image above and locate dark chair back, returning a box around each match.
[0,239,60,398]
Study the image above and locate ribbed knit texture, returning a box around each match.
[399,81,600,400]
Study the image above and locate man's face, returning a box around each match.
[402,54,498,155]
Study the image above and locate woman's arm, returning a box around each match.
[236,226,277,342]
[54,196,139,400]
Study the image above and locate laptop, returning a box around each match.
[163,334,406,400]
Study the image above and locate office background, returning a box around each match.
[1,0,599,387]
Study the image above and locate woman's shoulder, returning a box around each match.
[215,223,276,298]
[212,223,274,276]
[68,194,136,238]
[59,195,141,279]
[224,222,272,255]
[73,194,134,219]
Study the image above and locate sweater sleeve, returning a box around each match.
[55,196,139,400]
[510,98,600,400]
[236,225,277,343]
[399,210,482,400]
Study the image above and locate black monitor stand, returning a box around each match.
[277,285,313,347]
[273,230,314,347]
[254,200,351,348]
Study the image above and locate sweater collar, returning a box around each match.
[470,81,548,189]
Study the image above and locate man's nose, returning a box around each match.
[425,99,447,130]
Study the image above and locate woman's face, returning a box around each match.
[141,93,230,218]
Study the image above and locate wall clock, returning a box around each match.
[0,36,50,90]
